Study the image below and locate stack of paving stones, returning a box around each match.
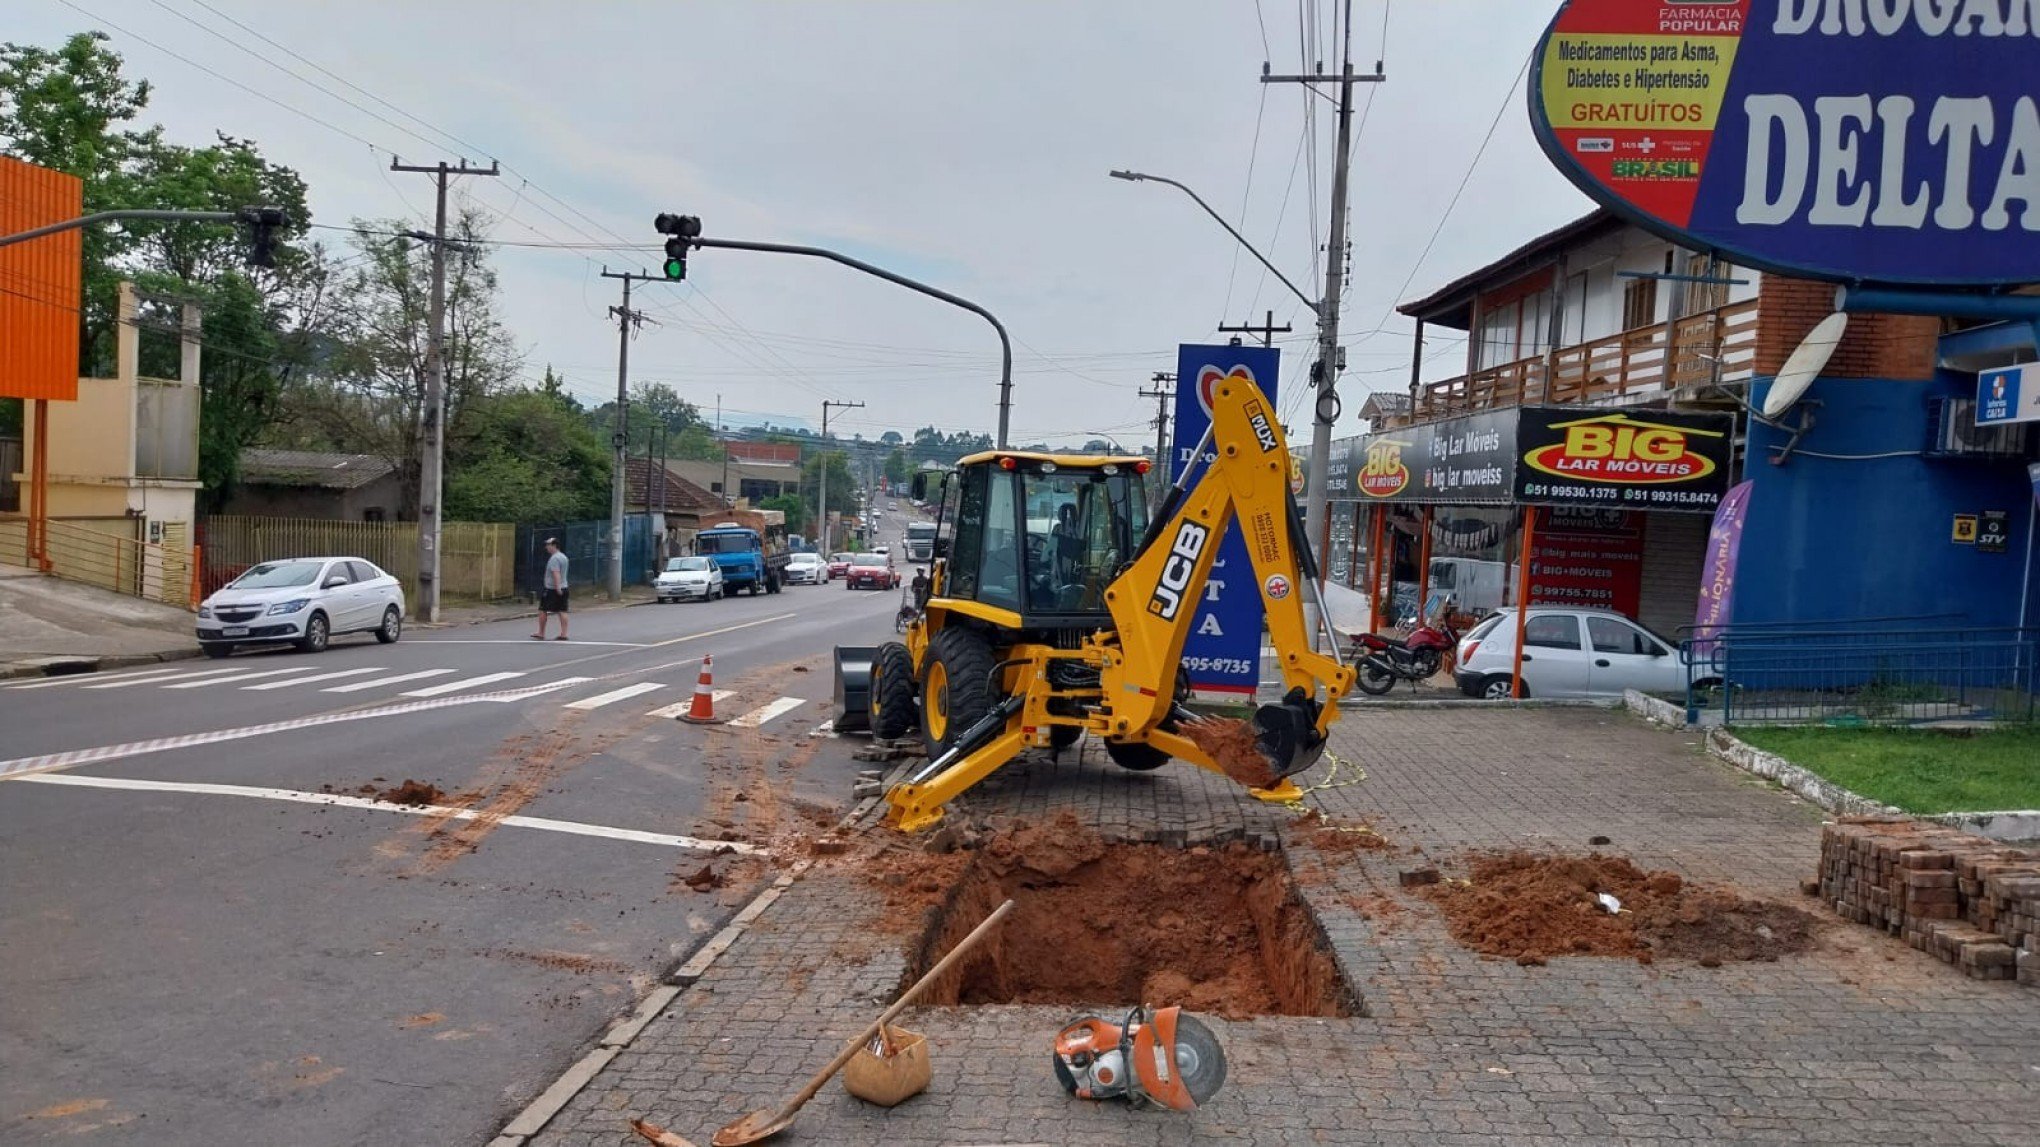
[1816,815,2039,986]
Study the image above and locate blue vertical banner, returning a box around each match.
[1172,343,1280,695]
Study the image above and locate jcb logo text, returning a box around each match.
[1147,520,1211,621]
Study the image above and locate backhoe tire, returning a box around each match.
[869,642,919,741]
[1104,739,1169,771]
[920,627,997,761]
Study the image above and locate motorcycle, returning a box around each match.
[1349,621,1459,696]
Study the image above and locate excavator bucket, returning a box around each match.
[1251,687,1327,781]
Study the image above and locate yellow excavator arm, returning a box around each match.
[881,369,1353,831]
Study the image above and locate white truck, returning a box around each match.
[904,520,938,562]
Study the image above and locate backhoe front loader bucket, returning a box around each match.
[1252,687,1328,781]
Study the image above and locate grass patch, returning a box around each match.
[1733,726,2040,813]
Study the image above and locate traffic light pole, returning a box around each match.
[680,236,1015,449]
[0,207,264,249]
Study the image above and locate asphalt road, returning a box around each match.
[0,513,922,1146]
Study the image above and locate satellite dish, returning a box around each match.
[1762,312,1848,419]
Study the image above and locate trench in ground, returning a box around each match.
[905,840,1357,1019]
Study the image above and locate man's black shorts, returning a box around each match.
[541,588,570,613]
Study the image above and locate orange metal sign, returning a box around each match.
[0,156,84,402]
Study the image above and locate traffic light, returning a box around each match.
[238,206,287,268]
[654,213,702,280]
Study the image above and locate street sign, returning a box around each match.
[1172,343,1280,695]
[1529,0,2040,286]
[1978,510,2009,554]
[1977,362,2040,426]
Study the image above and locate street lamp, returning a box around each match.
[1108,171,1320,317]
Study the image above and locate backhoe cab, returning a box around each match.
[834,369,1353,832]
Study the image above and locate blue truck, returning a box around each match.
[694,520,788,596]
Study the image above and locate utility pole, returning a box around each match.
[598,268,677,601]
[1139,372,1176,512]
[1218,309,1293,348]
[717,394,733,509]
[1263,0,1382,586]
[818,399,865,551]
[390,157,497,623]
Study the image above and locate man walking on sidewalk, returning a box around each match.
[535,538,570,640]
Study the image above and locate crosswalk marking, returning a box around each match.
[729,696,805,728]
[323,668,455,693]
[646,689,735,719]
[564,681,666,711]
[77,666,251,690]
[494,676,594,700]
[6,664,209,690]
[161,666,318,690]
[243,667,386,691]
[400,671,525,697]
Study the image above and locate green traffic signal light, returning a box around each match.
[663,257,687,280]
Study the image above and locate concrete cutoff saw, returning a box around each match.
[1052,1006,1228,1111]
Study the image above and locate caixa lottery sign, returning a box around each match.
[1530,1,2040,286]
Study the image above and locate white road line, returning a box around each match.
[409,639,651,647]
[729,696,805,728]
[645,689,735,719]
[243,667,386,691]
[4,664,210,690]
[76,666,252,690]
[400,671,526,697]
[161,666,319,690]
[323,668,455,693]
[15,774,761,855]
[0,690,522,781]
[497,676,595,699]
[563,682,666,711]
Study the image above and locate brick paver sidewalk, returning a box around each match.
[527,709,2039,1146]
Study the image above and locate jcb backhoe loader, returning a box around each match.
[833,367,1354,832]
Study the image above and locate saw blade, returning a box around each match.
[1167,1015,1228,1106]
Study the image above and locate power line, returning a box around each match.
[55,0,385,153]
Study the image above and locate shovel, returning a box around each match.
[712,898,1015,1146]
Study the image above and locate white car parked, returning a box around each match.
[198,557,404,657]
[783,552,828,585]
[1453,606,1714,701]
[656,555,725,603]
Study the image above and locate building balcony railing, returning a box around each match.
[1413,298,1758,421]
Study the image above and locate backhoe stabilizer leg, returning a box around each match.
[884,695,1028,833]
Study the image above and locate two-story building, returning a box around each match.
[1324,206,2036,644]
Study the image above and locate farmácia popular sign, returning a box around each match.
[1530,1,2040,286]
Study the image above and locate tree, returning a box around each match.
[306,210,520,516]
[589,380,701,457]
[882,448,909,485]
[672,422,723,461]
[878,430,904,447]
[761,492,805,533]
[444,385,608,523]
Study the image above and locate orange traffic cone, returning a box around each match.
[680,654,720,724]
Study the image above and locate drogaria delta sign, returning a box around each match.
[1530,0,2040,286]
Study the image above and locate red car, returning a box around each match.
[826,552,853,581]
[845,551,900,590]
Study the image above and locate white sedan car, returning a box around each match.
[656,555,725,602]
[783,552,828,585]
[1453,606,1715,701]
[198,556,405,657]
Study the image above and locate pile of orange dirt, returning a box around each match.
[365,779,444,807]
[1423,852,1817,967]
[1179,716,1277,789]
[895,812,1352,1020]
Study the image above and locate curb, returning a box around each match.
[1623,688,1691,728]
[1702,727,2040,842]
[0,646,202,681]
[1355,697,1618,711]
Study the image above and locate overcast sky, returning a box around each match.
[17,0,1592,446]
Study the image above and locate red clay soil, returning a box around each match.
[363,779,445,806]
[1423,852,1817,967]
[1180,716,1278,789]
[897,812,1350,1019]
